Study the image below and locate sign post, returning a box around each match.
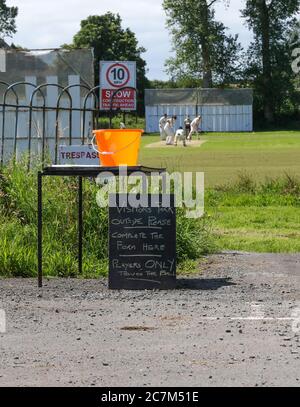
[100,61,137,111]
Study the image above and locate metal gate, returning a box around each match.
[0,80,103,169]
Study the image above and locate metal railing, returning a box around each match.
[0,82,138,169]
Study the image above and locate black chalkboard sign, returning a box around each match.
[109,194,176,290]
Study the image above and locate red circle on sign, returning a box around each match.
[106,63,130,88]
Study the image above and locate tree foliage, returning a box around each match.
[162,0,242,87]
[64,13,149,113]
[241,0,300,123]
[0,0,18,38]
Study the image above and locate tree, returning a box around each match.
[241,0,300,123]
[162,0,242,88]
[63,13,149,114]
[0,0,18,38]
[149,77,203,89]
[148,79,178,89]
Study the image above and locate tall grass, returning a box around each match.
[0,160,216,278]
[214,171,300,196]
[1,162,299,277]
[207,172,300,208]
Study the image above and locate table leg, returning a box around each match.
[38,171,43,288]
[78,176,83,275]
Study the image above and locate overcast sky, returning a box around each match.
[6,0,252,80]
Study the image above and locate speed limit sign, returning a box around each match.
[100,61,137,110]
[106,63,130,88]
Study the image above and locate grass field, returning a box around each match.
[208,192,300,253]
[141,131,300,253]
[140,131,300,186]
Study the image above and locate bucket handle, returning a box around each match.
[91,133,141,156]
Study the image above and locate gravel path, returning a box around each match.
[0,252,300,387]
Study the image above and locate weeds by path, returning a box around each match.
[0,161,215,278]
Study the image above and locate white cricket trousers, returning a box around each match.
[160,128,167,141]
[165,128,175,145]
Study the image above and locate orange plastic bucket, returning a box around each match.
[93,129,144,167]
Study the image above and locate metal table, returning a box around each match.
[37,165,166,287]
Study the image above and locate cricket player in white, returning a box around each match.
[159,114,168,141]
[184,115,191,138]
[188,115,202,141]
[165,116,177,145]
[174,127,186,147]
